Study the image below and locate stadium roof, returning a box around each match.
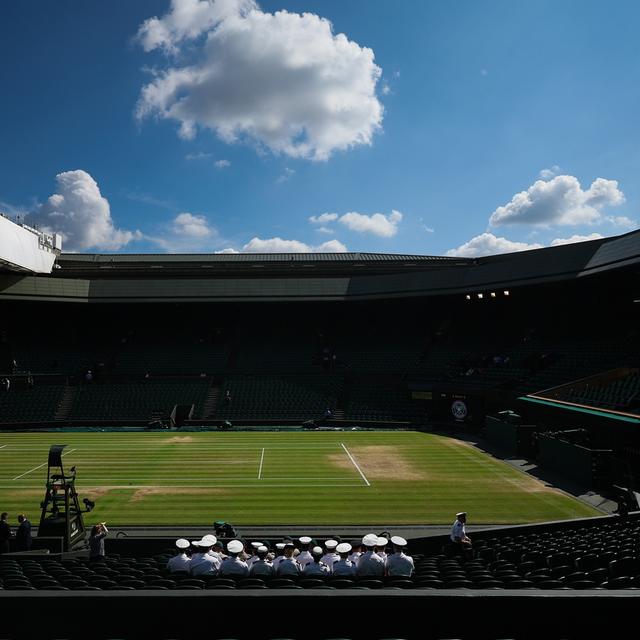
[59,251,467,263]
[1,229,638,303]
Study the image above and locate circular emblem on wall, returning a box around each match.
[451,400,468,420]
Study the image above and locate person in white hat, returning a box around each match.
[275,542,301,577]
[166,538,192,573]
[249,545,274,578]
[386,536,414,577]
[296,536,314,569]
[320,539,340,571]
[271,542,287,570]
[246,541,263,570]
[302,546,330,576]
[355,534,385,577]
[332,542,356,577]
[376,536,389,564]
[219,539,249,578]
[191,535,221,576]
[450,512,472,558]
[348,540,363,565]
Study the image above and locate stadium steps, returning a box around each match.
[54,385,77,422]
[202,384,221,418]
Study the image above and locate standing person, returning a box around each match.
[89,522,108,561]
[0,512,12,554]
[450,511,472,558]
[386,536,414,577]
[15,514,32,552]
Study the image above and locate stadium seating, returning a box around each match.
[69,380,210,421]
[550,371,640,412]
[2,517,639,591]
[0,384,65,422]
[215,375,342,420]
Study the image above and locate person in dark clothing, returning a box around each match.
[0,512,12,554]
[89,522,108,561]
[15,514,32,551]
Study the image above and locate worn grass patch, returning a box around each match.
[328,445,425,481]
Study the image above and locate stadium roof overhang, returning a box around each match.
[0,229,638,303]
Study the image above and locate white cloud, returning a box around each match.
[276,167,295,183]
[490,175,625,227]
[607,215,637,229]
[422,225,435,233]
[136,0,383,160]
[539,165,561,180]
[446,233,543,257]
[549,233,604,246]
[338,209,402,237]
[316,226,333,234]
[29,170,139,251]
[185,151,213,160]
[172,212,213,237]
[214,159,231,168]
[309,212,338,225]
[215,247,240,254]
[137,0,257,54]
[241,236,347,253]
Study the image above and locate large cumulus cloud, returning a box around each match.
[136,0,383,160]
[29,170,139,251]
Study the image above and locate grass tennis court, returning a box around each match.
[0,431,600,525]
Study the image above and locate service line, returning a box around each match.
[340,442,370,487]
[12,448,78,481]
[258,448,265,480]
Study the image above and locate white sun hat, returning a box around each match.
[336,542,352,554]
[176,538,190,550]
[362,533,378,547]
[227,539,244,554]
[391,536,407,546]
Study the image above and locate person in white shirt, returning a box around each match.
[296,536,314,569]
[386,536,414,577]
[219,540,249,578]
[332,543,356,577]
[302,546,330,577]
[450,511,472,558]
[166,538,192,573]
[376,536,389,564]
[249,546,274,578]
[356,534,385,577]
[276,542,300,577]
[320,539,340,571]
[271,542,286,571]
[246,541,262,570]
[348,540,363,566]
[190,536,221,576]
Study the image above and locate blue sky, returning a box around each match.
[0,0,638,255]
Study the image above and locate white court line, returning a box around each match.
[340,442,370,487]
[12,448,77,481]
[9,476,358,481]
[0,482,364,489]
[0,445,7,449]
[258,448,265,479]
